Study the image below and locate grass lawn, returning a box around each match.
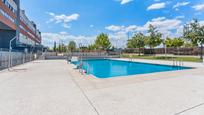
[122,54,203,63]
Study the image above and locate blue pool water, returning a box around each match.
[73,59,191,78]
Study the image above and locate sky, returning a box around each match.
[21,0,204,48]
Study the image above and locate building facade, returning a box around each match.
[0,0,42,52]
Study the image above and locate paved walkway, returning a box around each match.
[0,61,97,115]
[0,60,204,115]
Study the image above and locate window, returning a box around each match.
[0,8,15,23]
[2,0,17,14]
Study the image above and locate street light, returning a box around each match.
[165,39,167,58]
[8,36,17,69]
[8,0,20,70]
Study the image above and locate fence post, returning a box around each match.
[30,52,31,62]
[203,57,204,65]
[0,49,2,69]
[10,52,12,68]
[8,50,11,69]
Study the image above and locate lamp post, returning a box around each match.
[8,0,20,69]
[9,36,16,69]
[163,35,167,59]
[16,0,20,41]
[165,41,167,58]
[203,57,204,65]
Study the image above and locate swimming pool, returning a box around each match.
[73,59,191,78]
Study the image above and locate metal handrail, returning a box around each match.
[9,36,17,69]
[173,59,184,68]
[86,63,90,75]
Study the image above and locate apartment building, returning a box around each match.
[0,0,42,52]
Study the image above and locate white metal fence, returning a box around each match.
[43,51,121,60]
[0,48,42,70]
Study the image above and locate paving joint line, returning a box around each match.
[69,73,100,115]
[174,103,204,115]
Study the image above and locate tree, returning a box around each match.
[165,37,173,48]
[88,44,96,51]
[165,37,184,48]
[58,44,62,53]
[61,44,67,52]
[146,24,162,54]
[172,38,184,48]
[57,43,67,53]
[184,41,195,48]
[68,41,76,52]
[53,41,57,52]
[127,33,146,55]
[95,33,111,51]
[184,19,204,59]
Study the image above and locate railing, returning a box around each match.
[77,61,91,75]
[44,51,120,60]
[0,48,42,70]
[85,63,90,75]
[172,59,184,69]
[124,47,203,56]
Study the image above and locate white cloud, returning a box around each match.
[47,12,80,28]
[62,23,71,28]
[105,17,183,45]
[147,2,166,10]
[105,25,125,31]
[175,8,179,11]
[175,15,185,19]
[106,17,181,33]
[152,17,166,22]
[146,18,182,37]
[42,31,130,48]
[175,25,184,37]
[192,4,204,11]
[173,2,190,9]
[200,20,204,26]
[90,25,94,28]
[125,25,137,32]
[119,0,133,5]
[42,32,95,47]
[135,17,182,38]
[42,16,185,48]
[109,31,128,48]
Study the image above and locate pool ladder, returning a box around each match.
[78,61,84,75]
[78,62,90,75]
[86,63,90,75]
[129,58,134,62]
[172,59,184,68]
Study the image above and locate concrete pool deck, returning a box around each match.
[0,59,204,115]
